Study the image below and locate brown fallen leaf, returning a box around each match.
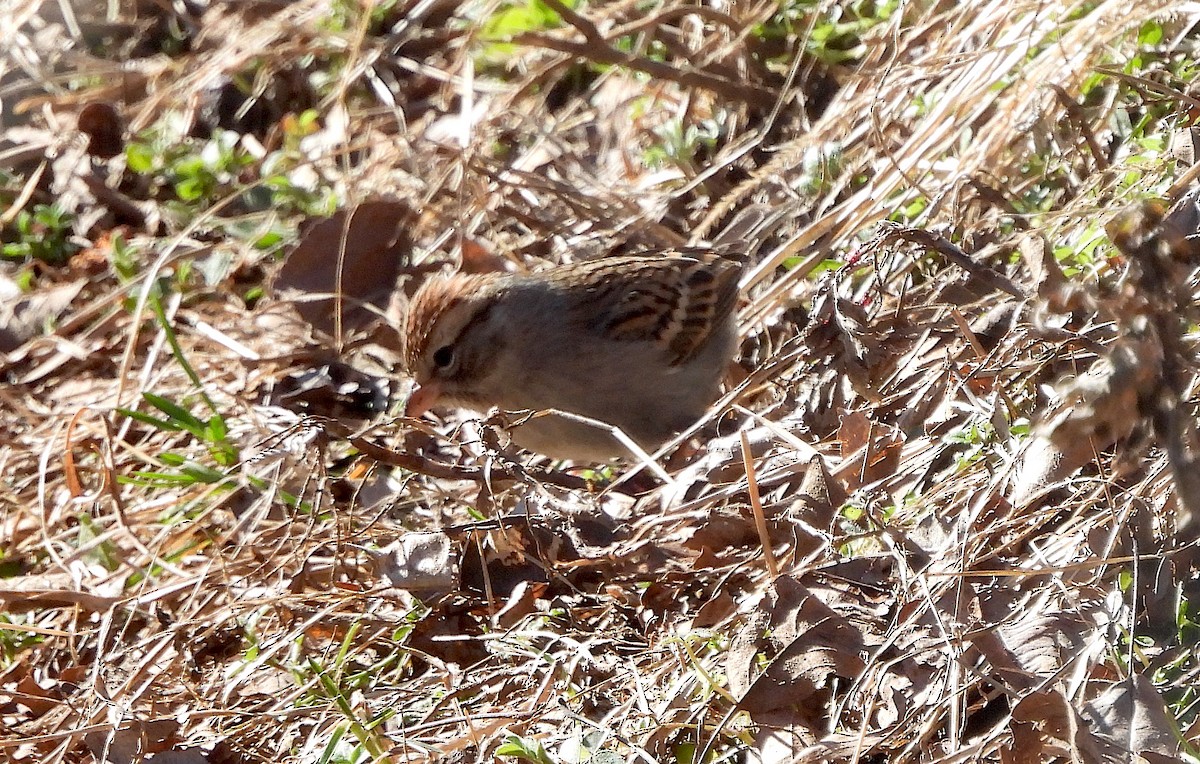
[0,277,85,353]
[1081,675,1183,760]
[272,199,417,338]
[0,572,121,613]
[727,575,867,723]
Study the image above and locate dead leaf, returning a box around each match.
[265,361,392,421]
[1007,687,1107,764]
[494,580,549,628]
[789,454,843,529]
[834,410,903,491]
[84,719,181,764]
[1019,233,1066,299]
[1009,336,1161,508]
[272,199,416,338]
[1081,675,1183,760]
[459,236,510,274]
[0,279,85,352]
[0,573,121,612]
[728,576,867,723]
[371,532,458,592]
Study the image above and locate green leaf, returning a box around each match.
[206,415,228,441]
[77,514,121,571]
[254,230,283,249]
[116,407,182,432]
[173,155,206,176]
[125,143,156,173]
[495,735,553,764]
[208,441,239,468]
[142,393,206,435]
[119,471,202,487]
[179,462,228,483]
[1138,21,1163,46]
[174,176,207,201]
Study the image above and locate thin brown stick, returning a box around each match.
[740,430,779,578]
[338,425,603,493]
[1048,84,1109,171]
[512,5,776,111]
[949,307,987,360]
[876,224,1027,299]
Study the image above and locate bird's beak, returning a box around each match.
[404,381,441,418]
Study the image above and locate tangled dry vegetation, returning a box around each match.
[4,0,1200,761]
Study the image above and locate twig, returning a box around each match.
[337,425,604,494]
[1048,84,1109,171]
[0,160,46,226]
[512,17,776,109]
[1094,66,1200,112]
[540,0,602,42]
[741,430,779,578]
[875,224,1027,299]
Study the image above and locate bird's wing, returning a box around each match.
[565,251,742,366]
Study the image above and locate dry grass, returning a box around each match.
[3,0,1200,762]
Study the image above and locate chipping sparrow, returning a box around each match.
[402,250,742,461]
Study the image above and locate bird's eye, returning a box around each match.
[432,345,455,369]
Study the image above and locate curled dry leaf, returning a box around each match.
[371,532,458,593]
[727,576,868,723]
[265,361,392,421]
[0,278,84,353]
[1006,688,1108,764]
[0,572,122,613]
[272,199,417,338]
[1081,675,1183,760]
[835,409,904,493]
[83,719,182,764]
[1009,333,1162,508]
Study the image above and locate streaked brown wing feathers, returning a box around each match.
[568,251,741,366]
